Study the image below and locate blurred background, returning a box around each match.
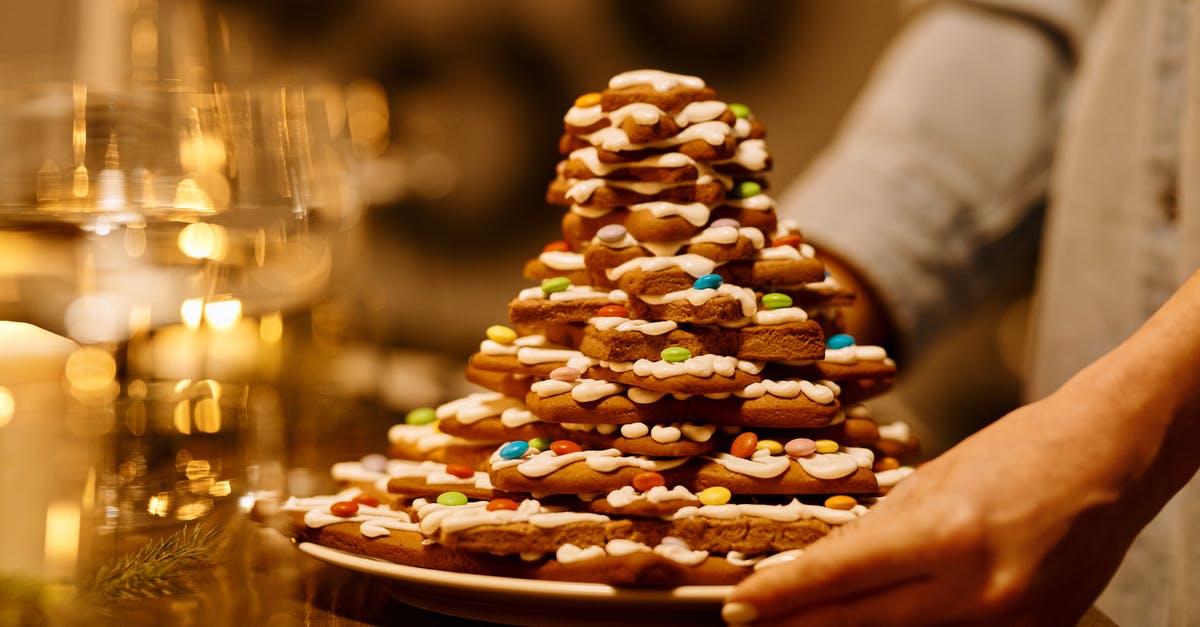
[0,0,1034,622]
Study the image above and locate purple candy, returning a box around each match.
[596,224,628,243]
[549,366,582,382]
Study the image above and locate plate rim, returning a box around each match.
[296,541,733,602]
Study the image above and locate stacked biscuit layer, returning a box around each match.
[288,70,917,586]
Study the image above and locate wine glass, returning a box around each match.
[0,75,360,621]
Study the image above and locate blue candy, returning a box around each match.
[499,440,530,460]
[826,333,855,349]
[693,273,723,290]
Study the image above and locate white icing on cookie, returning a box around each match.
[609,69,705,91]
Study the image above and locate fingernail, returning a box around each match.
[722,601,759,624]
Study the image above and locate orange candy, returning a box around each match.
[772,234,802,249]
[543,240,571,253]
[330,501,359,517]
[873,457,901,472]
[632,471,666,492]
[730,432,759,458]
[596,304,628,318]
[574,92,602,108]
[352,495,380,507]
[551,440,582,455]
[486,498,520,512]
[824,495,858,510]
[445,463,475,479]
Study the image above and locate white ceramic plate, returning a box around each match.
[297,542,731,626]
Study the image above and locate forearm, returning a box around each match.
[787,1,1077,358]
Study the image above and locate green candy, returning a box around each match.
[761,292,793,310]
[731,181,762,199]
[528,436,553,451]
[406,407,437,425]
[728,103,751,119]
[661,346,692,362]
[541,276,571,294]
[436,491,468,507]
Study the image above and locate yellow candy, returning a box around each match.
[574,92,601,108]
[824,495,858,510]
[756,439,783,455]
[814,439,839,454]
[486,325,518,344]
[698,486,731,506]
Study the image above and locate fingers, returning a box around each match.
[724,516,940,623]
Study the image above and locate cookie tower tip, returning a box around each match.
[288,69,918,588]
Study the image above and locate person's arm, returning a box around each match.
[786,0,1097,360]
[723,269,1200,625]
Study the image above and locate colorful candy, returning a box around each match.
[444,463,475,479]
[730,432,759,458]
[698,486,732,506]
[710,218,740,229]
[549,366,581,382]
[814,439,839,454]
[528,436,553,451]
[498,440,530,459]
[352,494,380,507]
[541,277,571,294]
[575,92,601,108]
[596,224,627,243]
[772,234,802,249]
[661,346,692,362]
[405,407,437,426]
[731,181,762,198]
[542,240,571,253]
[728,103,751,119]
[826,333,855,349]
[436,491,468,507]
[486,325,518,344]
[873,457,901,472]
[360,453,388,473]
[596,304,629,318]
[784,438,817,457]
[693,273,723,290]
[761,292,793,309]
[486,498,520,512]
[330,501,359,517]
[550,440,582,455]
[632,471,666,492]
[756,439,784,455]
[824,495,858,510]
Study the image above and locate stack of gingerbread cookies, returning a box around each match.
[287,69,917,586]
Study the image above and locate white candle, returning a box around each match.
[0,322,80,579]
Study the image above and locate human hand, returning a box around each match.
[722,389,1155,627]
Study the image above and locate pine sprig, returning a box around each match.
[85,524,224,604]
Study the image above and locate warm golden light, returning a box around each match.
[175,498,212,521]
[173,400,191,434]
[64,347,117,392]
[179,134,227,173]
[345,79,390,157]
[204,298,242,330]
[177,222,226,259]
[0,386,13,428]
[173,178,214,213]
[43,500,81,577]
[180,297,204,328]
[193,397,221,433]
[259,311,283,344]
[209,480,232,497]
[72,165,89,199]
[147,492,173,517]
[185,459,212,480]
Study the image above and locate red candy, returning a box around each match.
[330,501,359,517]
[486,498,520,511]
[352,495,380,507]
[730,432,759,458]
[632,471,666,492]
[445,463,475,479]
[772,234,802,249]
[543,240,571,253]
[596,304,628,318]
[550,440,582,455]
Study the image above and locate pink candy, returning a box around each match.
[549,366,582,382]
[784,437,817,457]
